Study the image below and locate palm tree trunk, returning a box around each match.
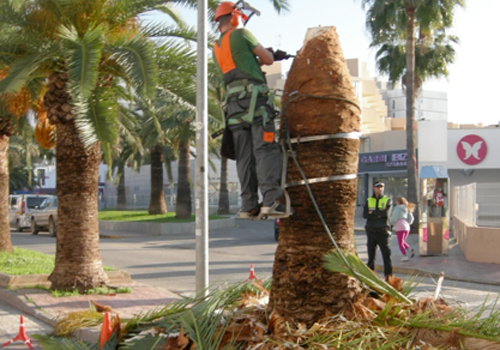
[48,120,108,291]
[217,156,230,215]
[269,27,362,326]
[175,140,192,219]
[148,144,167,215]
[116,162,127,210]
[0,134,13,252]
[406,6,419,232]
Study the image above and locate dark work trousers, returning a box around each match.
[230,119,282,212]
[366,227,392,277]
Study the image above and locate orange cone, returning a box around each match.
[99,312,113,350]
[245,264,261,282]
[2,315,33,349]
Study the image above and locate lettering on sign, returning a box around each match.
[360,152,407,168]
[360,154,387,164]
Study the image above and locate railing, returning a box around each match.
[453,183,476,226]
[99,192,240,211]
[453,182,500,227]
[476,183,500,227]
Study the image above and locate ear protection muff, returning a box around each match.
[230,10,241,26]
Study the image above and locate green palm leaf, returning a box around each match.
[30,334,97,350]
[110,34,158,98]
[323,249,412,304]
[58,24,105,98]
[0,52,48,94]
[155,3,185,28]
[119,335,163,349]
[142,22,198,42]
[74,88,118,147]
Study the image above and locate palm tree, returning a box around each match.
[139,40,223,217]
[0,65,38,252]
[139,88,197,217]
[206,60,231,214]
[8,128,42,193]
[269,27,363,325]
[111,104,145,210]
[362,0,465,222]
[0,0,158,291]
[0,112,15,253]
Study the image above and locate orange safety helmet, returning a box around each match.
[215,2,235,22]
[215,1,248,26]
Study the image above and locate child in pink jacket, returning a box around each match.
[390,197,415,261]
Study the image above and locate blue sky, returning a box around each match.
[149,0,499,126]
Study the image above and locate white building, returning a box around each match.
[382,87,448,122]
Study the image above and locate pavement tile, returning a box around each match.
[17,284,180,320]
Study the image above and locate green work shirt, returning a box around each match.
[214,28,266,84]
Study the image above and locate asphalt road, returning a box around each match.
[9,221,500,309]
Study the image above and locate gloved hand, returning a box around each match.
[273,49,289,61]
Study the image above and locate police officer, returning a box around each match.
[213,2,284,218]
[363,181,393,279]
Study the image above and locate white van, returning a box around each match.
[8,194,54,232]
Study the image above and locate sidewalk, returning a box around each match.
[0,283,181,347]
[1,220,499,348]
[353,217,500,285]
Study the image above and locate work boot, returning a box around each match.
[238,203,262,219]
[260,201,286,216]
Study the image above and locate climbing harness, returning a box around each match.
[224,79,276,127]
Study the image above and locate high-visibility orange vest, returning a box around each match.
[213,30,235,75]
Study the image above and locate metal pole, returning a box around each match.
[195,0,209,295]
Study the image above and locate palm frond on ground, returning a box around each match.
[36,263,500,349]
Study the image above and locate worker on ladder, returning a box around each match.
[213,1,290,219]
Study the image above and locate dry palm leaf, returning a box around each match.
[91,299,113,313]
[34,115,56,149]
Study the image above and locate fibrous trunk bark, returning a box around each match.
[406,6,419,232]
[116,162,127,210]
[269,27,362,326]
[48,120,108,291]
[175,140,192,219]
[217,156,230,215]
[0,134,13,252]
[148,144,167,215]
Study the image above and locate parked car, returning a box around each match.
[8,194,54,232]
[274,218,280,241]
[31,196,58,237]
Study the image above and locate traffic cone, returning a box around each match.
[1,315,33,349]
[245,264,261,282]
[98,312,113,350]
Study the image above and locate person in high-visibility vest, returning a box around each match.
[213,1,286,218]
[363,181,393,279]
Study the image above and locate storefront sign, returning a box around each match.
[456,134,487,165]
[359,150,407,172]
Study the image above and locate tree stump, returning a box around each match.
[270,27,363,325]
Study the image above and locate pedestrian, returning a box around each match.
[390,196,415,262]
[363,181,393,280]
[212,1,288,219]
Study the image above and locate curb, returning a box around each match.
[98,218,235,236]
[374,264,500,286]
[0,287,103,344]
[0,288,56,327]
[0,270,133,289]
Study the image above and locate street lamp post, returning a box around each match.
[195,0,209,295]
